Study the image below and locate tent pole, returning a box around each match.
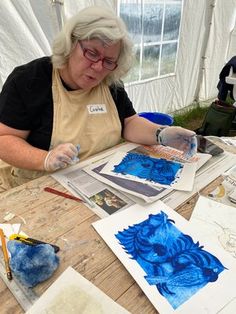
[194,0,217,104]
[51,0,64,31]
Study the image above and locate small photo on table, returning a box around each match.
[90,189,127,214]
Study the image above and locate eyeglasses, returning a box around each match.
[78,41,118,71]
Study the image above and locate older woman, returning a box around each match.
[0,6,196,188]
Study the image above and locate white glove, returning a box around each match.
[44,143,80,172]
[158,126,197,157]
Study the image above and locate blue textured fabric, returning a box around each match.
[7,240,59,287]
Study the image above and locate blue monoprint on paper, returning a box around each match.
[113,153,183,185]
[115,211,226,309]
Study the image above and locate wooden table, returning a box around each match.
[0,139,235,314]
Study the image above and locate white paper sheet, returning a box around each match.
[100,152,197,191]
[220,137,236,147]
[206,175,236,207]
[83,158,170,203]
[189,196,236,312]
[190,196,236,259]
[83,147,211,203]
[0,224,21,240]
[93,201,236,313]
[26,266,129,314]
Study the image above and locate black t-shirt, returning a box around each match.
[0,57,136,150]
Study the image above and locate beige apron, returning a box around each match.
[0,160,14,191]
[3,68,121,188]
[51,69,121,160]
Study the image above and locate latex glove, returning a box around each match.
[44,143,80,172]
[158,126,197,157]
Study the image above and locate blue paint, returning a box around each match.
[115,211,226,309]
[7,241,59,287]
[94,163,163,197]
[113,153,183,186]
[185,135,197,157]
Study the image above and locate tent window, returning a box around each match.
[118,0,183,83]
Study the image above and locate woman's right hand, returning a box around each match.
[44,143,80,172]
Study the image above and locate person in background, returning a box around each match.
[217,56,236,102]
[0,6,197,188]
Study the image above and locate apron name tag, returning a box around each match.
[87,104,107,114]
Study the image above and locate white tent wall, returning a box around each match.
[125,0,236,114]
[0,0,56,87]
[0,0,116,88]
[198,0,236,102]
[0,0,236,115]
[227,19,236,60]
[64,0,116,18]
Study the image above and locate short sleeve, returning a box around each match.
[0,57,53,150]
[109,84,136,131]
[0,69,31,129]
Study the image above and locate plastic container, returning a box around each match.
[138,112,174,126]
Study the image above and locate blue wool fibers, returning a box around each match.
[7,240,59,287]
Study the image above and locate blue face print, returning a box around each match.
[115,211,226,309]
[113,153,183,186]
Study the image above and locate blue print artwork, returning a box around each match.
[115,211,226,309]
[113,153,183,186]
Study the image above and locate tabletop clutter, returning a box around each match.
[8,240,59,287]
[0,229,60,288]
[1,140,236,313]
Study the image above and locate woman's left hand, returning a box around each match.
[158,126,197,157]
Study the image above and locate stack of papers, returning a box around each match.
[53,143,212,217]
[99,151,197,191]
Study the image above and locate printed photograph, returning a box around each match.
[90,189,127,214]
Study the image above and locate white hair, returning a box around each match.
[52,6,134,86]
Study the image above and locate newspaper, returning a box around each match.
[52,142,214,218]
[220,137,236,147]
[84,157,170,204]
[56,167,135,218]
[52,143,140,218]
[52,143,196,217]
[206,164,236,207]
[161,151,236,210]
[83,145,211,202]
